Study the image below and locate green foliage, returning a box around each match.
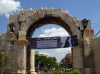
[69,68,72,72]
[39,56,48,67]
[35,56,59,69]
[0,52,9,73]
[35,57,39,62]
[47,57,59,68]
[52,57,56,61]
[59,63,67,69]
[67,70,81,74]
[49,69,51,73]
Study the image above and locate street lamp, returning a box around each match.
[81,19,88,38]
[82,19,88,30]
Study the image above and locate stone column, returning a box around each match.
[83,29,94,74]
[17,40,29,74]
[17,44,26,74]
[30,49,36,74]
[72,40,84,74]
[84,39,94,74]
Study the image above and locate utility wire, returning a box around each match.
[37,28,43,34]
[95,31,100,37]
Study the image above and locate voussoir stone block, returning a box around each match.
[59,11,68,20]
[19,10,29,22]
[30,10,39,22]
[37,9,47,18]
[46,9,51,15]
[50,8,61,17]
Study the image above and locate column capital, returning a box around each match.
[17,40,29,45]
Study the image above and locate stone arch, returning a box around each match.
[20,9,81,74]
[21,9,78,37]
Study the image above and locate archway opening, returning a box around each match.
[26,16,73,72]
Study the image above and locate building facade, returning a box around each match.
[61,53,72,68]
[35,51,49,58]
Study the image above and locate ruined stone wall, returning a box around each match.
[0,14,20,73]
[0,33,18,72]
[90,36,100,74]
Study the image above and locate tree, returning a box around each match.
[35,56,59,69]
[59,63,67,69]
[35,56,39,67]
[39,56,48,67]
[0,52,9,73]
[52,57,56,61]
[35,56,48,68]
[47,57,59,69]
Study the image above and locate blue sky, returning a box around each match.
[0,0,100,62]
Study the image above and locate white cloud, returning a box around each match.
[0,13,2,15]
[38,27,71,62]
[39,27,69,37]
[48,52,54,56]
[0,0,21,18]
[47,50,71,63]
[55,48,71,55]
[41,29,43,31]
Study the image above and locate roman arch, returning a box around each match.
[0,8,98,74]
